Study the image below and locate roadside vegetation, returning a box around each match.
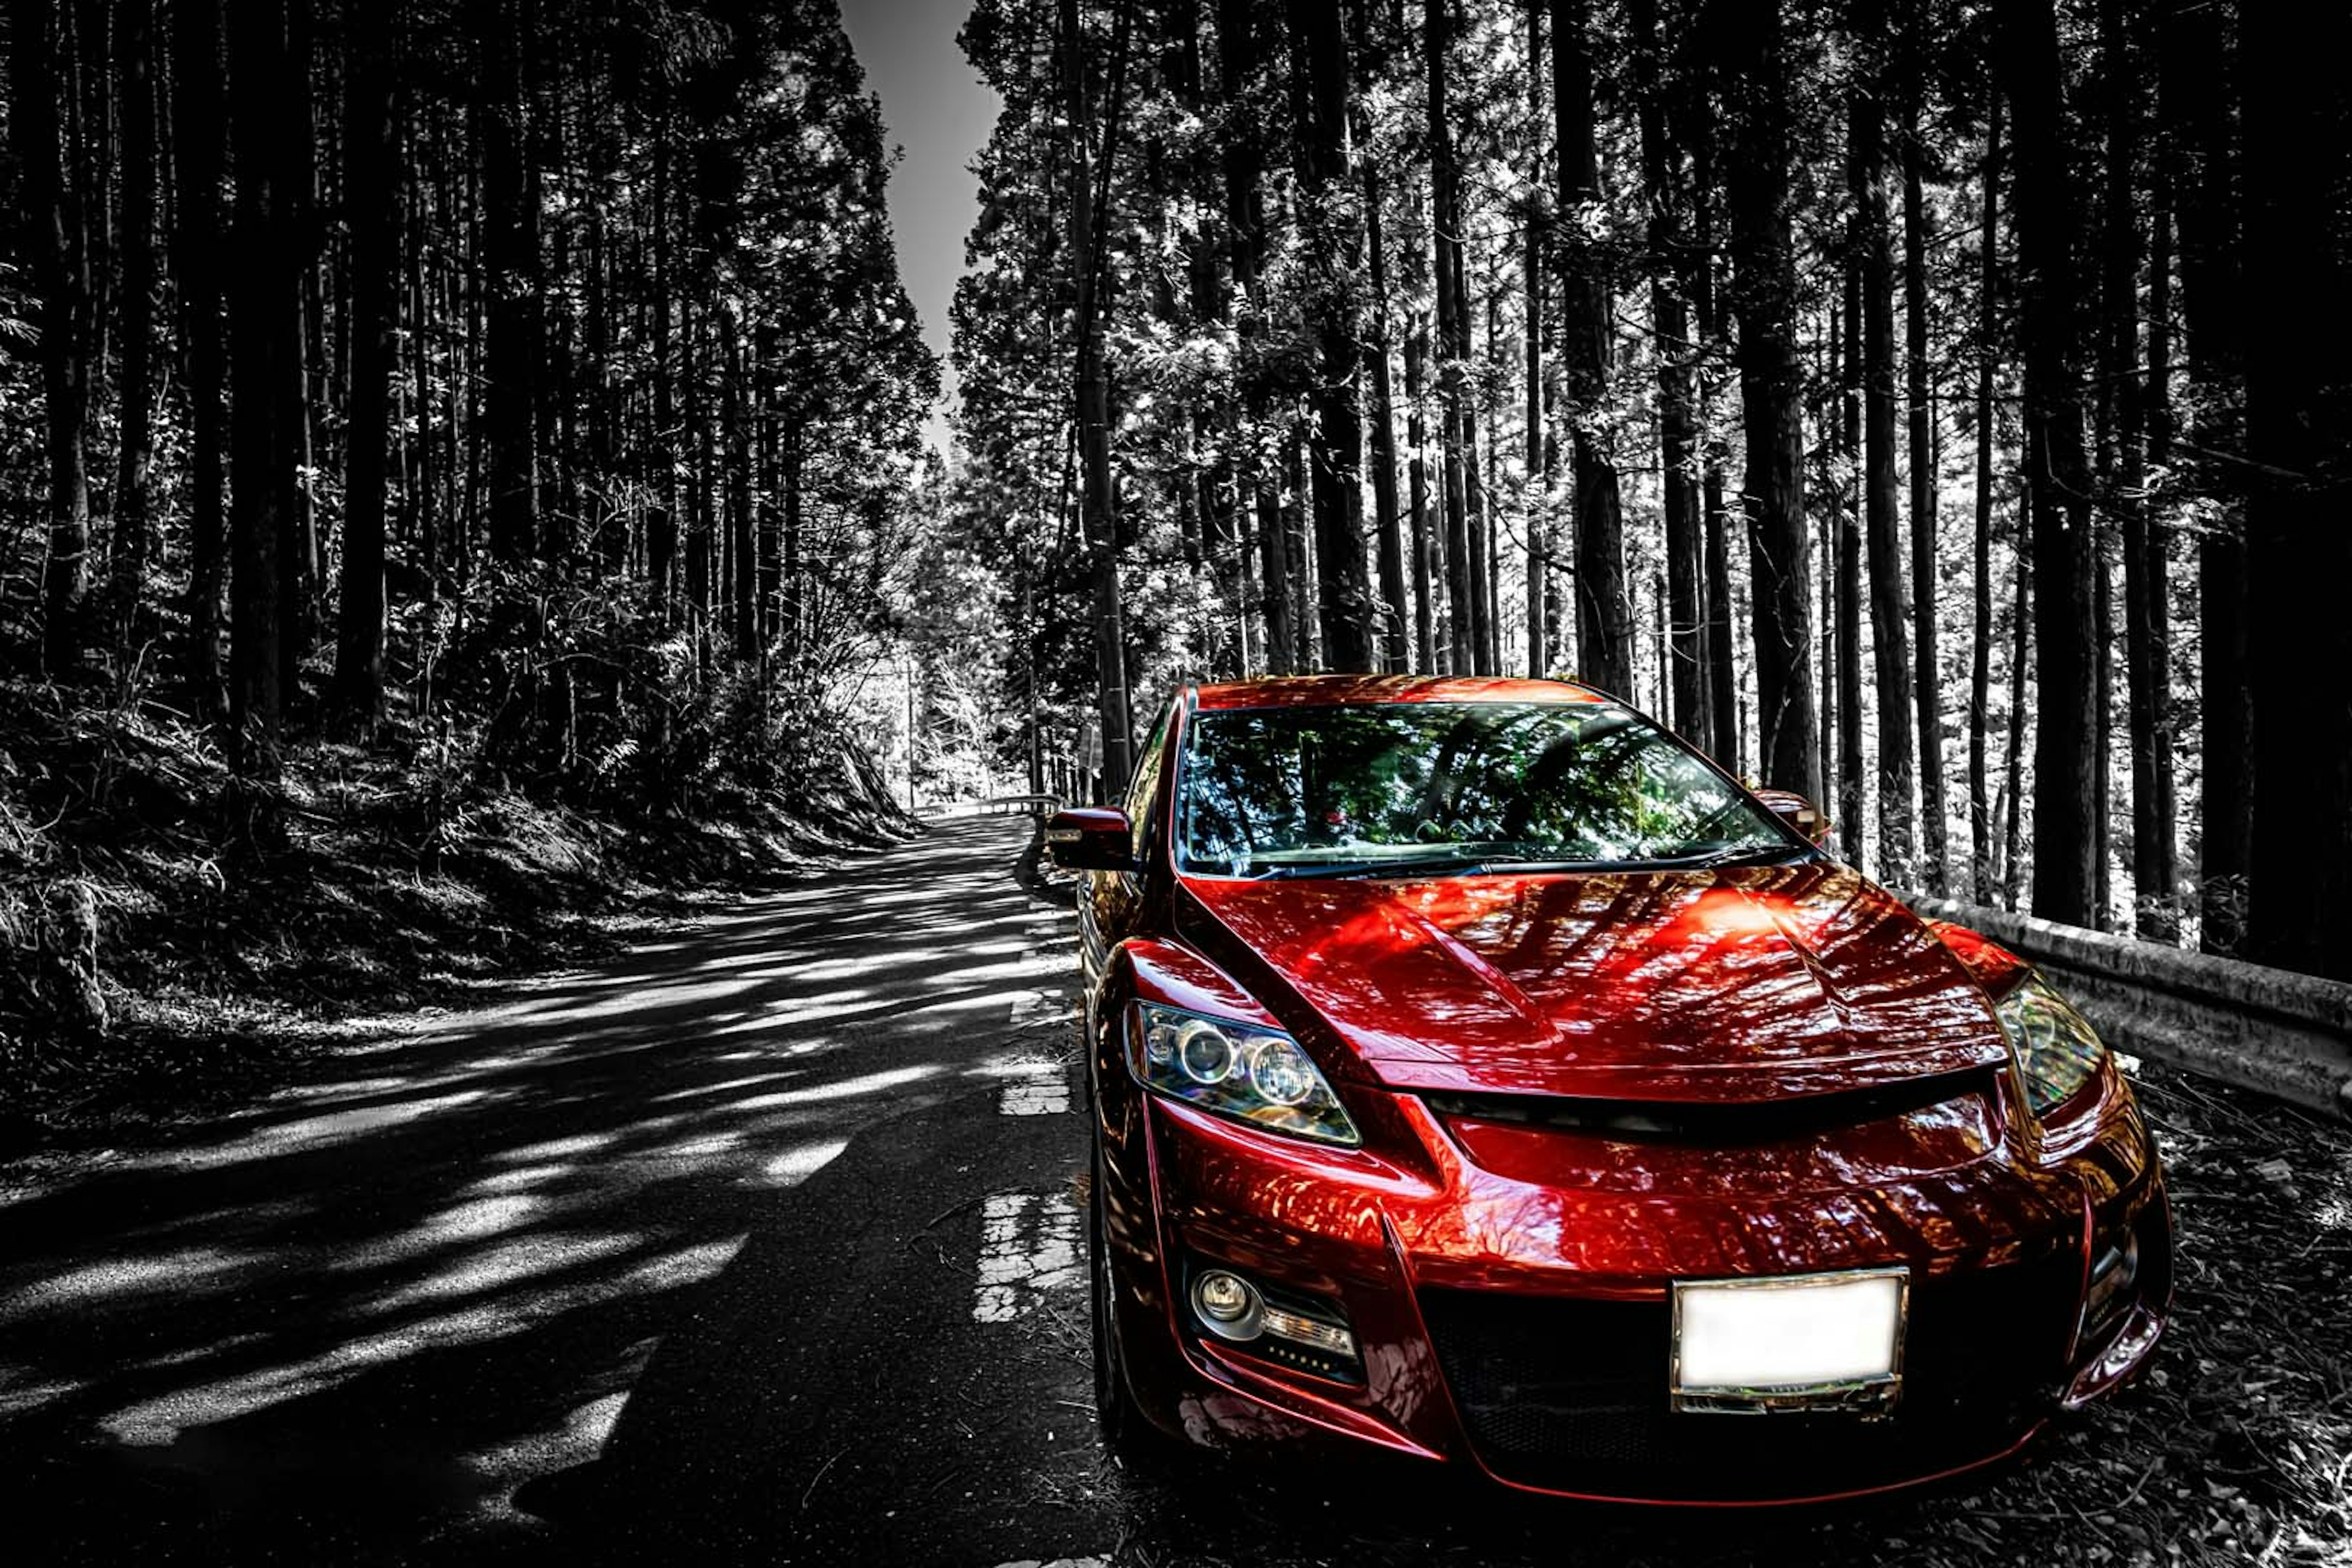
[0,669,912,1137]
[0,1,955,1130]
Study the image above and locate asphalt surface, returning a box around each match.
[0,816,2230,1567]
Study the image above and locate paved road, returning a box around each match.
[0,817,2185,1566]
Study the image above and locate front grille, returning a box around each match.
[1419,1255,2076,1500]
[1421,1066,1996,1145]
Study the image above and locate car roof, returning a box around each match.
[1189,674,1609,711]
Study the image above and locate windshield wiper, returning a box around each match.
[1648,842,1811,870]
[1264,853,1614,880]
[1248,853,1503,880]
[1241,843,1807,880]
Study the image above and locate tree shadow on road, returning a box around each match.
[0,817,1072,1564]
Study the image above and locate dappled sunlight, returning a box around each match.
[911,987,1046,1018]
[761,1140,850,1188]
[652,1132,745,1160]
[356,1233,648,1316]
[119,1088,501,1174]
[458,1384,638,1529]
[0,816,1073,1551]
[420,1196,546,1245]
[704,988,875,1029]
[647,1070,808,1104]
[731,1063,942,1109]
[620,1236,748,1291]
[496,1133,622,1164]
[461,1161,573,1196]
[0,1247,265,1317]
[0,1373,91,1418]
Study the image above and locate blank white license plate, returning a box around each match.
[1671,1268,1907,1410]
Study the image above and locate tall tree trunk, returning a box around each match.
[1854,29,1917,886]
[1406,286,1436,670]
[12,0,97,677]
[173,0,229,719]
[1999,0,2098,926]
[2138,187,2180,940]
[1970,92,2003,905]
[1523,0,1548,680]
[650,107,676,617]
[724,315,755,662]
[1902,10,1948,893]
[2003,477,2032,910]
[1553,0,1632,698]
[334,0,397,723]
[1719,0,1819,800]
[110,0,160,648]
[482,0,540,568]
[2159,0,2248,954]
[1838,243,1866,866]
[783,421,804,669]
[684,296,712,654]
[282,0,321,699]
[1631,0,1704,744]
[1430,0,1476,677]
[1692,126,1741,768]
[1218,0,1287,679]
[226,0,303,777]
[1365,162,1409,672]
[1286,0,1375,671]
[1464,312,1493,677]
[2100,0,2169,941]
[1287,434,1315,670]
[1257,483,1292,675]
[1819,468,1837,804]
[2240,7,2352,979]
[2091,508,2114,928]
[1064,0,1134,790]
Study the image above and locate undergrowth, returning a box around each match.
[0,674,913,1140]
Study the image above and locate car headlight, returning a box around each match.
[1994,971,2109,1117]
[1132,1002,1359,1146]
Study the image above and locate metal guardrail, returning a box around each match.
[921,793,1062,821]
[1902,892,2352,1122]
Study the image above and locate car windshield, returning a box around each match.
[1176,700,1797,879]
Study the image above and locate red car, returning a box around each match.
[1048,675,2169,1506]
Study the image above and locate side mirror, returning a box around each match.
[1754,788,1832,847]
[1045,807,1137,872]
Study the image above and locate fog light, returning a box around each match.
[2084,1231,2141,1336]
[1261,1305,1357,1357]
[1191,1270,1262,1340]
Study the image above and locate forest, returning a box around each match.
[948,0,2351,986]
[0,0,2348,1085]
[0,0,944,1077]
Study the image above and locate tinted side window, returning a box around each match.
[1126,709,1172,861]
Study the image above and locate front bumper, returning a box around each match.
[1106,1088,2170,1506]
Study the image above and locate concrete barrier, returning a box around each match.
[1902,893,2352,1122]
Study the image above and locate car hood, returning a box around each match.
[1175,862,2012,1102]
